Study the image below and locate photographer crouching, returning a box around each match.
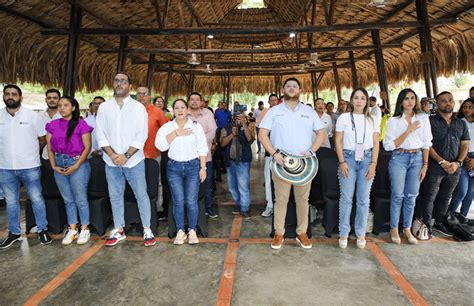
[220,110,255,218]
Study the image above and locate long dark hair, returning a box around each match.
[60,96,81,141]
[349,87,373,122]
[458,98,474,119]
[393,88,421,117]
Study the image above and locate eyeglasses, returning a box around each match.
[113,79,129,85]
[136,92,149,96]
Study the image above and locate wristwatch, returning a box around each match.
[124,152,132,159]
[201,166,207,170]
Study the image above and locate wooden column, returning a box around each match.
[274,73,282,95]
[371,29,390,110]
[416,0,438,97]
[146,54,155,91]
[332,61,342,102]
[164,65,173,108]
[189,73,195,94]
[116,35,129,72]
[310,71,318,100]
[63,4,82,97]
[349,51,358,89]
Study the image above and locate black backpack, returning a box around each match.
[445,213,474,242]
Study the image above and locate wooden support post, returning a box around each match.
[332,61,342,103]
[349,51,358,89]
[63,4,82,98]
[416,0,438,97]
[310,72,317,100]
[189,73,195,94]
[117,35,128,72]
[146,54,155,91]
[164,65,173,108]
[371,29,390,110]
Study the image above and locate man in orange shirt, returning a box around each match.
[136,86,169,212]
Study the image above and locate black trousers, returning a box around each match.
[420,169,460,225]
[160,151,171,218]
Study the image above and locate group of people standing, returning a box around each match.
[0,75,472,251]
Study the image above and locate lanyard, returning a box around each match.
[350,112,366,145]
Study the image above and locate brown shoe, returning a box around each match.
[271,234,284,250]
[296,233,312,249]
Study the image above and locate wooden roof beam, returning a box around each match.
[41,18,457,36]
[183,0,203,27]
[151,0,163,29]
[0,4,50,28]
[98,44,403,55]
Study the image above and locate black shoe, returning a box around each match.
[232,208,241,215]
[158,217,168,222]
[433,223,452,237]
[38,231,52,245]
[0,232,22,249]
[241,211,252,220]
[206,208,219,219]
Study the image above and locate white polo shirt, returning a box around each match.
[95,96,148,168]
[317,111,333,149]
[259,101,325,155]
[0,106,46,170]
[39,110,61,159]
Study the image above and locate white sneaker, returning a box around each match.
[356,238,366,249]
[62,228,78,245]
[339,238,348,249]
[77,229,90,245]
[174,229,187,245]
[261,207,273,217]
[188,229,199,245]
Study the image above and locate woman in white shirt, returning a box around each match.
[448,98,474,218]
[155,99,208,245]
[335,88,380,249]
[383,88,432,245]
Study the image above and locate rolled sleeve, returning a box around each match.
[130,107,148,150]
[155,124,170,152]
[196,125,209,157]
[422,116,433,149]
[95,107,110,148]
[259,108,273,130]
[312,115,325,132]
[382,118,397,151]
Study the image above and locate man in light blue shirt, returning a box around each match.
[85,96,105,158]
[259,77,326,250]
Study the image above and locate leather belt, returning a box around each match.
[396,148,421,153]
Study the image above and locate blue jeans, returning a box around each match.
[338,150,374,238]
[449,158,474,217]
[388,151,423,229]
[227,161,251,213]
[204,161,214,209]
[0,167,48,235]
[105,160,151,228]
[167,158,200,230]
[54,154,91,226]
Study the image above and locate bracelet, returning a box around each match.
[370,161,377,165]
[272,149,280,157]
[339,161,346,165]
[201,166,207,170]
[438,160,446,165]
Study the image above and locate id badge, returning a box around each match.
[355,143,365,161]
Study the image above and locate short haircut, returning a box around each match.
[258,101,264,105]
[315,98,324,103]
[153,96,164,104]
[45,88,61,97]
[436,91,452,101]
[268,93,278,100]
[188,91,202,101]
[369,96,377,102]
[283,77,301,88]
[326,102,334,106]
[3,84,22,96]
[116,71,132,84]
[93,96,106,102]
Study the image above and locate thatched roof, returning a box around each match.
[0,0,472,96]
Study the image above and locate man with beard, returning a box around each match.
[259,78,326,250]
[257,94,279,217]
[96,72,155,247]
[188,92,218,218]
[40,88,62,160]
[0,84,51,248]
[418,91,470,237]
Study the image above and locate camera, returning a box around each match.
[233,104,247,115]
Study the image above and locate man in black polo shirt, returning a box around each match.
[420,91,469,236]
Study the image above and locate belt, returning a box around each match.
[396,148,421,153]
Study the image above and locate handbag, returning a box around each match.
[412,218,430,240]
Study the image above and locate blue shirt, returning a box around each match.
[215,108,232,128]
[259,102,325,155]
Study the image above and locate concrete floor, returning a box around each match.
[0,152,473,305]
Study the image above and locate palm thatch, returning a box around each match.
[0,0,472,96]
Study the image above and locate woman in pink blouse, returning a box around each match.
[46,96,93,245]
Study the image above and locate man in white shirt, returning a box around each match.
[39,88,62,160]
[253,101,265,153]
[259,78,326,250]
[0,84,51,249]
[96,72,155,247]
[188,92,218,218]
[370,96,382,121]
[84,96,106,158]
[314,98,333,148]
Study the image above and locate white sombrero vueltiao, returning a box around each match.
[270,150,319,186]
